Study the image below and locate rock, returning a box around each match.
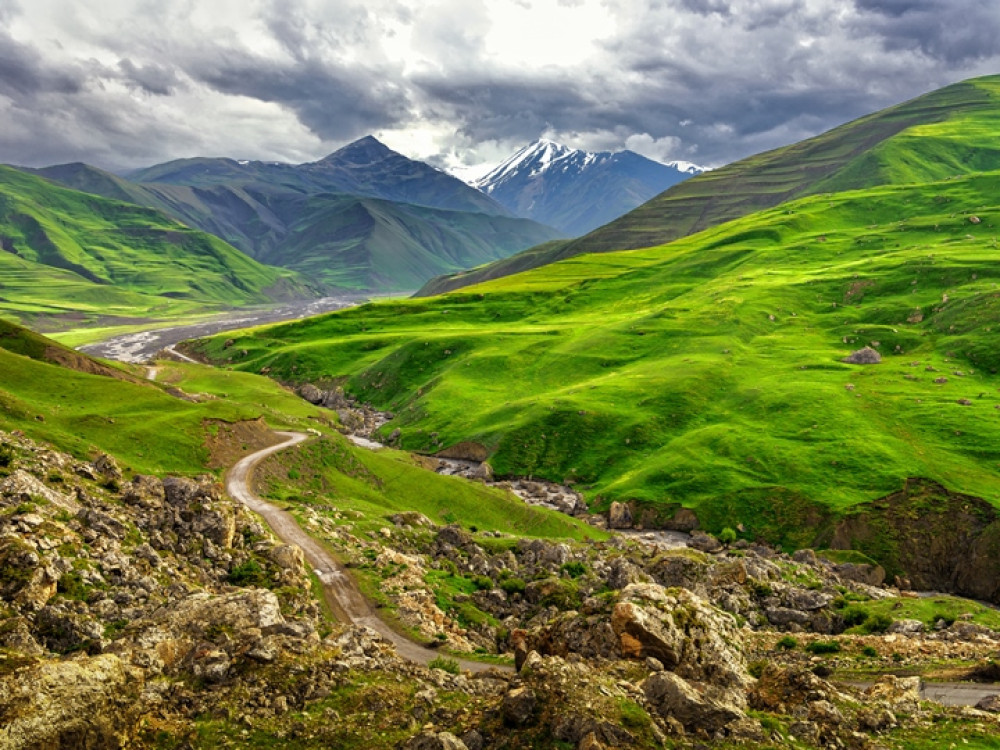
[298,383,325,404]
[751,666,836,712]
[643,671,744,733]
[843,346,882,365]
[864,675,922,713]
[611,584,749,691]
[833,561,886,586]
[664,507,699,531]
[269,544,306,572]
[390,512,434,528]
[607,502,632,529]
[792,549,818,566]
[975,694,1000,713]
[688,530,723,553]
[0,654,142,749]
[438,525,473,548]
[788,720,820,744]
[402,731,469,750]
[502,686,537,726]
[577,732,606,750]
[605,557,642,590]
[92,454,123,484]
[858,706,898,730]
[0,469,77,511]
[887,619,924,635]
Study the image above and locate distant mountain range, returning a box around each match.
[29,137,562,293]
[0,165,319,329]
[470,139,704,236]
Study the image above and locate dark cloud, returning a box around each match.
[117,59,180,96]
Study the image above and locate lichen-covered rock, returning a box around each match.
[643,670,744,733]
[0,654,142,749]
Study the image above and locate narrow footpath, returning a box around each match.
[225,431,510,674]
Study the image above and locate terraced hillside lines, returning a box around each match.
[193,165,1000,546]
[418,75,1000,296]
[0,165,316,327]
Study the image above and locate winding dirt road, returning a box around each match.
[225,431,510,674]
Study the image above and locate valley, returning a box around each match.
[8,72,1000,749]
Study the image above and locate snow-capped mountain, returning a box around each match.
[471,139,705,236]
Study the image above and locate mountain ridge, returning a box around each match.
[470,139,704,235]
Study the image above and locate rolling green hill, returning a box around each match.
[418,75,1000,296]
[33,137,562,293]
[0,166,320,329]
[191,146,1000,548]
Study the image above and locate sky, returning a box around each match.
[2,0,999,177]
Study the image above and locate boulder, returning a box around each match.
[843,346,882,365]
[502,687,537,726]
[607,501,632,529]
[864,675,921,713]
[887,619,924,636]
[0,654,142,749]
[0,469,77,511]
[92,453,123,484]
[643,671,744,733]
[610,584,749,691]
[975,694,1000,713]
[297,383,325,404]
[402,732,469,750]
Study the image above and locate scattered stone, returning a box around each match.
[842,347,882,365]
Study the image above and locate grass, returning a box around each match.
[257,435,606,542]
[0,164,315,329]
[842,595,1000,633]
[0,322,333,475]
[193,157,1000,551]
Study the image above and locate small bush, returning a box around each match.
[805,640,841,655]
[860,613,893,634]
[748,660,767,679]
[861,645,878,658]
[472,575,493,590]
[499,577,526,595]
[718,527,738,545]
[428,656,460,674]
[776,635,799,651]
[841,607,869,628]
[751,581,773,598]
[560,561,588,578]
[0,444,13,468]
[228,559,268,586]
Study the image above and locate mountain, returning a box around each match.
[418,76,999,296]
[191,75,1000,580]
[0,165,319,329]
[472,139,703,235]
[34,137,562,292]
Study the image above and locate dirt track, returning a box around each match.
[225,431,510,674]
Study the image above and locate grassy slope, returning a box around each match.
[417,75,1000,296]
[0,166,313,327]
[35,157,561,293]
[192,166,1000,538]
[0,322,601,540]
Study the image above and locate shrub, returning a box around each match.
[718,527,738,545]
[0,444,13,468]
[560,561,588,579]
[841,606,869,627]
[861,645,878,658]
[228,559,268,586]
[805,640,841,655]
[499,577,526,595]
[472,574,493,590]
[748,660,767,679]
[860,613,893,634]
[428,656,460,674]
[776,635,799,651]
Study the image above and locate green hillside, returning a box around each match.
[34,137,562,293]
[191,163,1000,545]
[0,166,318,328]
[418,75,1000,296]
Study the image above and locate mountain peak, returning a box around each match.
[319,135,395,166]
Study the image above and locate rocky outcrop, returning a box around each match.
[832,478,1000,603]
[643,670,745,733]
[0,654,143,749]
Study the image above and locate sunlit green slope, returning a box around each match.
[419,75,1000,296]
[0,166,318,328]
[193,168,1000,535]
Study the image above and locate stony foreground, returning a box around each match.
[2,430,1000,748]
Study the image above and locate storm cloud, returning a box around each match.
[0,0,998,174]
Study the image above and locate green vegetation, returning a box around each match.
[805,640,842,655]
[0,165,317,329]
[0,320,332,474]
[421,74,1000,294]
[258,436,605,542]
[427,656,461,674]
[841,595,1000,633]
[195,135,1000,548]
